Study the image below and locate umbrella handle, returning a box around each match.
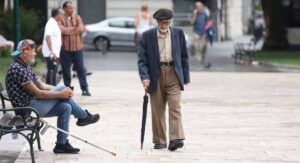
[144,88,148,96]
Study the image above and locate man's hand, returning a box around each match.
[36,45,42,52]
[193,9,198,15]
[60,88,73,99]
[51,53,59,60]
[191,9,198,25]
[142,80,150,89]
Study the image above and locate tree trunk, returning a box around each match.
[261,0,288,50]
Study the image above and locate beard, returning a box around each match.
[29,58,36,65]
[158,27,168,33]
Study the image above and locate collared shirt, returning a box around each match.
[61,15,83,52]
[193,11,207,35]
[42,17,62,57]
[157,28,173,62]
[5,59,38,107]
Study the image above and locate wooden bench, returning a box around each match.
[0,82,44,163]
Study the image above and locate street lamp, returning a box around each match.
[13,0,21,50]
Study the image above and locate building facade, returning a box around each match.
[47,0,252,40]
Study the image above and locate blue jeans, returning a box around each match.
[60,49,88,91]
[29,85,87,144]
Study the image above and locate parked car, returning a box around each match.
[83,17,193,55]
[83,17,135,53]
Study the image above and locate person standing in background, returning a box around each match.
[134,3,152,46]
[42,8,63,86]
[59,1,91,96]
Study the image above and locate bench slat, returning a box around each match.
[6,116,24,128]
[0,113,13,127]
[0,113,25,129]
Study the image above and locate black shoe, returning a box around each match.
[168,139,184,151]
[204,62,211,69]
[154,144,167,149]
[53,140,80,154]
[86,72,92,76]
[82,89,91,96]
[76,110,100,126]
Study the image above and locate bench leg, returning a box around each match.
[29,140,35,163]
[36,132,43,151]
[24,130,36,163]
[37,121,44,151]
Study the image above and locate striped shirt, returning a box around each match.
[61,15,84,52]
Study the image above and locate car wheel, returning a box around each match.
[95,37,109,55]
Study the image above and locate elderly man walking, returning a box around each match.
[138,9,190,151]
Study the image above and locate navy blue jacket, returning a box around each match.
[138,27,190,94]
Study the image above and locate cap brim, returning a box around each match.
[11,50,22,56]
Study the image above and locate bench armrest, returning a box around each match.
[0,107,42,129]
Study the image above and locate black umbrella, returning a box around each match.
[140,89,148,150]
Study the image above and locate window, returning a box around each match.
[109,20,126,28]
[125,21,135,29]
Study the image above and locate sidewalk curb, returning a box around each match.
[259,61,300,73]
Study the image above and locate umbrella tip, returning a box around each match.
[141,144,143,150]
[111,152,117,157]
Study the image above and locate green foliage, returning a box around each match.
[256,51,300,67]
[0,7,44,43]
[0,48,11,57]
[0,56,46,85]
[0,57,13,85]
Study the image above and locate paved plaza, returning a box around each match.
[11,71,300,163]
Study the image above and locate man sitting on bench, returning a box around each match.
[5,39,100,154]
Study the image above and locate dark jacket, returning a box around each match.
[138,27,190,94]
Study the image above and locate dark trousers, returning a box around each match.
[60,49,88,91]
[45,57,58,86]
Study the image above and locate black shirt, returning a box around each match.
[5,59,38,107]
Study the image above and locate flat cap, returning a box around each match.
[153,8,173,20]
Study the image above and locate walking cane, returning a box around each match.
[39,119,116,156]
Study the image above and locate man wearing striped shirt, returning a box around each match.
[59,1,90,96]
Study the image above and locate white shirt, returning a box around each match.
[136,14,150,35]
[42,17,61,57]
